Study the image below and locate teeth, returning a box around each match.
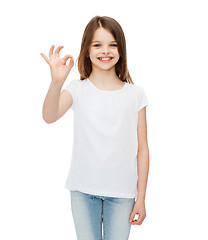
[99,57,112,60]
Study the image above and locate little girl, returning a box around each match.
[41,15,149,240]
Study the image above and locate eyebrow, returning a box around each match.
[91,40,117,43]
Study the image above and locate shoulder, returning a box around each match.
[63,79,87,98]
[125,82,146,94]
[126,83,148,110]
[64,79,86,90]
[66,79,85,87]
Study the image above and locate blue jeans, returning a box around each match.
[70,190,135,240]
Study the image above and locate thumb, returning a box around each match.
[62,54,74,65]
[129,211,135,223]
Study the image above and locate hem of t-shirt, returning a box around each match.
[138,103,149,112]
[64,184,137,199]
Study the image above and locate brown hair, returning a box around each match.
[77,16,133,84]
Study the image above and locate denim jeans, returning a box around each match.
[70,190,135,240]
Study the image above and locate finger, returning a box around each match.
[55,45,64,57]
[130,219,141,225]
[40,53,50,65]
[130,219,138,225]
[137,218,144,225]
[67,57,74,68]
[49,45,55,60]
[135,215,144,225]
[62,54,73,64]
[129,212,137,223]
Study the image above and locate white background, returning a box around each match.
[1,0,208,239]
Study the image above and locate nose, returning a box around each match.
[101,46,109,54]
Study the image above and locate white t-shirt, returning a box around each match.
[63,78,149,198]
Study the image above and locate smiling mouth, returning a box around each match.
[97,57,113,62]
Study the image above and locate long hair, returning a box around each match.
[77,16,133,84]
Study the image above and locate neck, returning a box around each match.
[88,67,121,85]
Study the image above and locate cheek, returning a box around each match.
[89,49,99,58]
[114,51,120,60]
[113,49,120,56]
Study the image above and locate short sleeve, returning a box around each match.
[136,85,149,112]
[63,79,82,110]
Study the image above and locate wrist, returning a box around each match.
[50,80,64,90]
[136,195,145,201]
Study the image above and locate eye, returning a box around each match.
[110,44,117,47]
[93,44,100,47]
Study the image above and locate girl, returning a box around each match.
[41,15,149,240]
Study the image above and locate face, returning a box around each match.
[88,27,120,71]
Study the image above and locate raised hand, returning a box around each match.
[40,45,74,84]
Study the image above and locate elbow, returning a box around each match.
[137,147,149,160]
[42,109,58,124]
[44,119,54,124]
[42,114,56,124]
[138,145,149,153]
[43,118,53,124]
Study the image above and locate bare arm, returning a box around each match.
[129,106,149,225]
[42,81,61,123]
[42,82,74,123]
[41,45,74,123]
[137,106,149,200]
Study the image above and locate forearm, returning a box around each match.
[136,148,149,200]
[42,81,63,123]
